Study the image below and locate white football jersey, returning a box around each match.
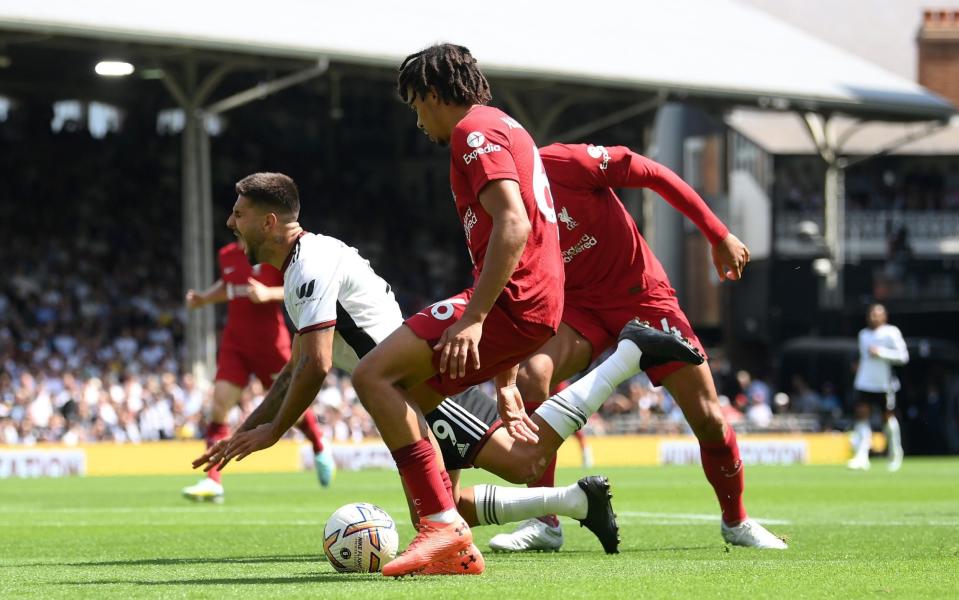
[283,232,403,373]
[854,324,909,393]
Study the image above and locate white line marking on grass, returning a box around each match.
[618,511,792,525]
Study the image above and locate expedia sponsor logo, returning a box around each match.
[562,233,598,263]
[463,142,502,165]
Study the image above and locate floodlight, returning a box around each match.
[95,61,134,77]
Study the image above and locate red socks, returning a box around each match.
[392,439,454,519]
[204,422,230,484]
[526,400,560,529]
[296,410,324,453]
[699,426,747,525]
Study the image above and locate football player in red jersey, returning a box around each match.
[481,143,785,550]
[349,43,568,577]
[354,45,700,576]
[181,241,333,503]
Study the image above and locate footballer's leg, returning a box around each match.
[465,427,619,554]
[661,362,782,550]
[531,319,703,466]
[352,325,473,577]
[492,323,592,548]
[182,378,242,503]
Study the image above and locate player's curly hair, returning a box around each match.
[235,172,300,219]
[397,43,492,106]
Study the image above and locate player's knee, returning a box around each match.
[351,360,379,406]
[504,446,550,484]
[517,356,552,404]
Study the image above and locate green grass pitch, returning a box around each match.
[2,459,957,599]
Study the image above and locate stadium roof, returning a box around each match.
[727,109,959,155]
[0,0,953,122]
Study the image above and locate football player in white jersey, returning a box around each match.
[849,304,909,472]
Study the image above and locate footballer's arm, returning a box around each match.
[234,333,302,433]
[435,179,530,379]
[185,279,227,308]
[217,327,333,465]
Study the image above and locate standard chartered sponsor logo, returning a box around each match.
[463,142,502,164]
[562,233,598,263]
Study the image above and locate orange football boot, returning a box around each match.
[382,517,473,578]
[420,543,485,575]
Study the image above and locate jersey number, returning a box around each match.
[532,147,557,224]
[431,419,457,444]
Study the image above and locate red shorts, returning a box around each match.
[405,290,556,396]
[562,281,707,386]
[215,341,290,388]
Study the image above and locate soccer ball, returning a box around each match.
[323,502,399,573]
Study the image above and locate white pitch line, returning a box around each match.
[618,511,792,526]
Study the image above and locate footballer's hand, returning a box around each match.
[712,233,750,281]
[246,277,272,304]
[219,424,281,466]
[434,317,482,379]
[497,383,539,444]
[192,438,229,472]
[185,289,204,309]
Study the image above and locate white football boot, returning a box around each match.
[721,518,788,549]
[181,477,224,504]
[489,518,564,552]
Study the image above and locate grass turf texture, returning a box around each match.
[2,459,957,599]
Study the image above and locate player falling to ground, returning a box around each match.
[181,241,334,503]
[849,303,908,472]
[484,143,786,551]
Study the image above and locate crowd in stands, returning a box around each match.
[0,92,866,448]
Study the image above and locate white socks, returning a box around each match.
[534,339,641,439]
[473,483,588,526]
[426,508,459,524]
[853,420,872,461]
[884,416,902,456]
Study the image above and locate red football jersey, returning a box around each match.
[218,242,291,350]
[539,144,728,304]
[449,105,564,329]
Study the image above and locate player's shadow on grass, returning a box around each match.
[19,554,319,568]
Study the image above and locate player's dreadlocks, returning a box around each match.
[397,43,492,106]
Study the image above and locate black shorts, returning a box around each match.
[425,387,502,471]
[856,390,896,411]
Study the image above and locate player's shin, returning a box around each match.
[533,340,640,439]
[700,425,747,526]
[471,483,587,526]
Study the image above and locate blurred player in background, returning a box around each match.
[181,240,334,503]
[849,303,909,472]
[489,142,786,551]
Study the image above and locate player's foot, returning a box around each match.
[489,518,564,552]
[618,318,705,371]
[181,477,224,504]
[381,517,473,578]
[576,475,620,554]
[420,543,485,575]
[721,518,788,550]
[314,447,336,487]
[888,449,903,472]
[847,456,871,471]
